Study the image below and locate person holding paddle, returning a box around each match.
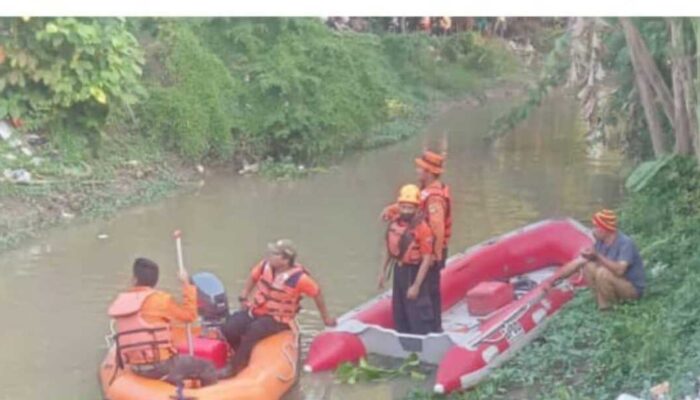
[379,184,438,334]
[107,257,218,386]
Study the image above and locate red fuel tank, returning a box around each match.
[176,337,229,369]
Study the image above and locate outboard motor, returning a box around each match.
[192,272,229,327]
[181,272,234,375]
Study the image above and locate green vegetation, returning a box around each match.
[0,17,519,249]
[336,354,427,384]
[139,22,237,160]
[402,17,700,400]
[490,18,700,165]
[0,17,145,151]
[403,158,700,400]
[1,17,517,169]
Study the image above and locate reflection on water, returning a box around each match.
[0,95,622,399]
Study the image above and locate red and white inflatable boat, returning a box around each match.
[304,219,592,394]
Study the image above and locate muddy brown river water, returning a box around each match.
[0,95,623,399]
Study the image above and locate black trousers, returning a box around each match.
[392,264,438,334]
[220,310,289,374]
[427,248,447,332]
[133,355,218,386]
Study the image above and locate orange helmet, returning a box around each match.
[397,184,421,205]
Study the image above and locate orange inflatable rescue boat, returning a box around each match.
[99,272,299,400]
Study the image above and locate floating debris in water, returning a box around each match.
[238,160,259,175]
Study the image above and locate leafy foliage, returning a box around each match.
[336,354,427,384]
[1,17,518,166]
[0,17,145,141]
[196,18,409,163]
[624,154,674,192]
[138,23,238,160]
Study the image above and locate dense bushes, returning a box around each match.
[1,17,517,166]
[139,23,238,160]
[196,18,403,163]
[141,18,516,164]
[0,18,145,149]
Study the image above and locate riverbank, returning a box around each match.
[0,77,527,254]
[1,18,533,253]
[406,156,700,399]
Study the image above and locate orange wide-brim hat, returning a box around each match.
[592,209,617,232]
[415,150,445,175]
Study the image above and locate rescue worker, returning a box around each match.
[419,17,432,34]
[548,209,646,311]
[378,184,437,334]
[438,16,452,36]
[107,257,218,386]
[221,240,336,375]
[381,150,452,332]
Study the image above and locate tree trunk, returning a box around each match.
[621,18,668,156]
[692,19,700,161]
[635,71,669,156]
[620,18,676,130]
[669,18,693,155]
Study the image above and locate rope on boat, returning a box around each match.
[276,319,300,382]
[105,319,116,348]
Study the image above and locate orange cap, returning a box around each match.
[415,150,445,175]
[592,209,617,232]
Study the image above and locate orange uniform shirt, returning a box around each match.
[136,283,197,326]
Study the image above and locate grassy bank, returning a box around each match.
[0,132,198,252]
[406,156,700,400]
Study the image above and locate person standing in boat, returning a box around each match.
[221,239,336,375]
[551,209,646,310]
[382,150,452,332]
[379,184,439,334]
[107,257,218,386]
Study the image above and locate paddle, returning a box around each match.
[173,229,194,356]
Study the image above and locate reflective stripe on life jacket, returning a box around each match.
[108,289,174,366]
[252,262,306,324]
[386,217,425,265]
[420,181,452,242]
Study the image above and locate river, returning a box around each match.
[0,95,623,399]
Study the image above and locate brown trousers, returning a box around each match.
[583,262,639,310]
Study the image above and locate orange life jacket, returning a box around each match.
[420,181,452,243]
[386,216,425,265]
[108,289,174,366]
[252,262,307,324]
